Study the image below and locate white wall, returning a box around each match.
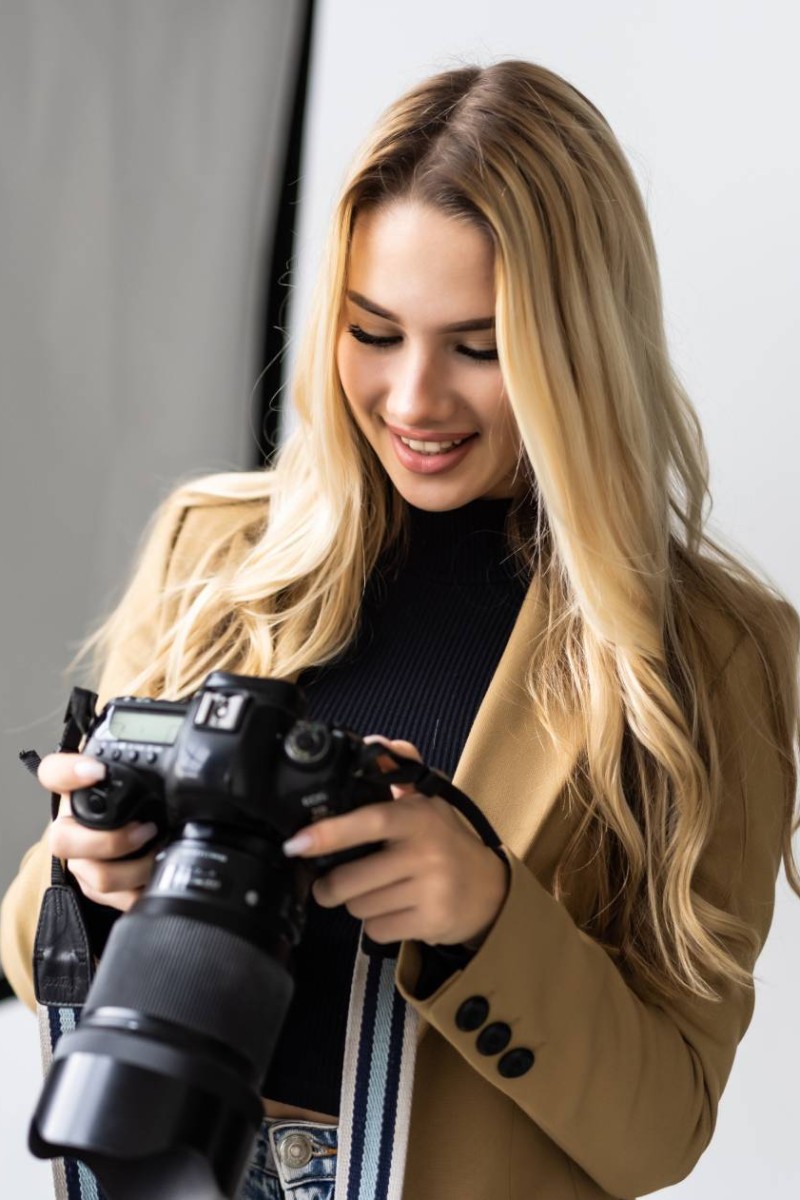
[285,2,800,1196]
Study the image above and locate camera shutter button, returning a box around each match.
[279,1132,313,1169]
[87,791,107,815]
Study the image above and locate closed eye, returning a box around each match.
[458,344,499,362]
[346,324,498,362]
[347,324,400,349]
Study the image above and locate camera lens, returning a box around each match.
[284,722,332,766]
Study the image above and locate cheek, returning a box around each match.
[337,335,376,416]
[468,374,511,432]
[483,393,520,460]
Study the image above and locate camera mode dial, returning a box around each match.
[284,722,332,766]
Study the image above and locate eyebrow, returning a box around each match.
[346,290,495,334]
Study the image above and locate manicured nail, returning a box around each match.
[73,759,106,782]
[282,832,313,857]
[129,822,158,848]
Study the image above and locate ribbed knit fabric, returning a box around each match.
[263,497,530,1116]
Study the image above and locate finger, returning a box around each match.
[38,753,106,793]
[50,819,158,863]
[75,883,145,914]
[312,845,416,908]
[363,910,421,945]
[283,799,418,858]
[343,878,421,922]
[363,735,423,797]
[363,735,422,763]
[68,851,157,898]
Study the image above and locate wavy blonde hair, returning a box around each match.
[83,60,799,1005]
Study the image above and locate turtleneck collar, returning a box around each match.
[380,496,530,586]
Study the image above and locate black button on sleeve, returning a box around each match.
[476,1021,512,1056]
[455,995,489,1031]
[498,1047,535,1077]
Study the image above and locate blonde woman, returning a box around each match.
[2,59,799,1200]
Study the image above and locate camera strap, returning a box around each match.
[358,742,506,863]
[20,688,107,1200]
[21,686,99,996]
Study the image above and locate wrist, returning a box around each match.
[463,852,510,951]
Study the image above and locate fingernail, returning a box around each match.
[73,759,106,782]
[282,832,313,857]
[129,822,158,848]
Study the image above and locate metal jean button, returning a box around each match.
[279,1131,313,1169]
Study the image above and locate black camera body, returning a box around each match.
[74,669,392,866]
[29,671,440,1200]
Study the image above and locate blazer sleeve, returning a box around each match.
[0,490,191,1012]
[394,629,795,1198]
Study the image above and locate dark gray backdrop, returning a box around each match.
[0,0,311,915]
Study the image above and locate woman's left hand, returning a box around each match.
[282,736,510,949]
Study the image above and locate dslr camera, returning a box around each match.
[29,670,455,1200]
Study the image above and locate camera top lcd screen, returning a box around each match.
[108,709,184,745]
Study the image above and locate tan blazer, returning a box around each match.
[1,489,793,1200]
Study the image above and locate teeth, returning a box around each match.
[399,436,466,454]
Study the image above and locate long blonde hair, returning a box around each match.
[84,60,799,1005]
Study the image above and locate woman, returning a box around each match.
[2,59,799,1200]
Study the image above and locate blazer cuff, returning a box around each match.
[412,940,479,1000]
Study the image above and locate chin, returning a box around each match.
[392,476,489,511]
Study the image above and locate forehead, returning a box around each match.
[347,201,495,320]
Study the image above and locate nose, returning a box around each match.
[384,347,454,427]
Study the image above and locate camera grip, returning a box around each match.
[71,762,153,831]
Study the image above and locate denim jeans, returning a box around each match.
[237,1117,339,1200]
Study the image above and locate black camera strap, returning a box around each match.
[20,689,106,1200]
[19,687,99,1008]
[22,686,99,866]
[358,743,506,864]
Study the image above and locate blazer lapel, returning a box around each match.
[452,571,586,856]
[412,571,587,1046]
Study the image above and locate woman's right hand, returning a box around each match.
[38,753,159,913]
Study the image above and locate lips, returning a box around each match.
[387,429,479,476]
[385,424,476,441]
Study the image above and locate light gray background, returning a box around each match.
[2,1,799,1196]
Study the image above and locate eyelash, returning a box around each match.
[346,323,498,362]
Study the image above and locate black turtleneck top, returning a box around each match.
[263,497,530,1115]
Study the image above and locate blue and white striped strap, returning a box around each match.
[37,1003,104,1200]
[335,935,418,1200]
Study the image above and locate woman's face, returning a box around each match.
[336,200,522,510]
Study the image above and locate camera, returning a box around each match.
[29,670,441,1200]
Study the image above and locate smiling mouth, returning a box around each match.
[397,434,477,455]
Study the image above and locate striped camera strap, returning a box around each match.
[334,934,419,1200]
[38,1002,103,1200]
